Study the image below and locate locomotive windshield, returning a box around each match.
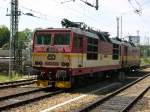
[36,33,51,45]
[54,33,70,45]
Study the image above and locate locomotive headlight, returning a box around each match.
[48,72,52,74]
[41,72,45,74]
[66,63,70,67]
[41,72,45,75]
[61,62,70,67]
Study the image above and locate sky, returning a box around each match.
[0,0,150,44]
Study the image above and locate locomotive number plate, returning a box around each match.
[47,54,56,60]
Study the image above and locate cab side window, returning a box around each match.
[87,37,98,60]
[73,34,83,48]
[112,44,119,60]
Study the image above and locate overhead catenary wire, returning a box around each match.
[1,0,101,28]
[3,0,139,31]
[1,0,61,23]
[128,0,142,15]
[134,0,142,8]
[18,0,101,30]
[58,0,98,21]
[19,5,61,19]
[80,0,95,8]
[18,0,74,24]
[20,7,63,23]
[54,0,111,29]
[132,0,150,29]
[59,1,150,35]
[61,0,98,10]
[20,8,60,22]
[117,0,149,39]
[18,0,112,31]
[55,0,98,22]
[1,0,150,38]
[1,2,60,31]
[75,1,112,29]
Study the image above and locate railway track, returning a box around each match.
[0,78,36,89]
[8,79,123,112]
[77,73,150,112]
[38,71,149,112]
[130,88,150,112]
[0,87,63,111]
[6,71,148,112]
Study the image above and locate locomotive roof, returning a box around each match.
[36,28,137,48]
[71,27,112,42]
[111,37,136,47]
[71,27,100,39]
[122,41,136,47]
[111,38,122,45]
[36,28,99,39]
[36,27,111,42]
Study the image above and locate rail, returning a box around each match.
[0,78,36,89]
[0,87,63,111]
[77,73,150,112]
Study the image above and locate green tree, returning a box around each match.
[0,27,32,50]
[18,28,32,49]
[0,25,10,48]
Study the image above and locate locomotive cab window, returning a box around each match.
[112,44,119,60]
[36,33,51,45]
[87,37,98,60]
[54,33,70,45]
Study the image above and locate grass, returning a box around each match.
[140,57,150,66]
[0,72,23,83]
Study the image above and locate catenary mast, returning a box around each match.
[9,0,21,77]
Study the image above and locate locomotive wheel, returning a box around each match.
[118,72,126,81]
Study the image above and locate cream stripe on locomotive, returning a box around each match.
[32,53,139,68]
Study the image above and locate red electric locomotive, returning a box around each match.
[32,19,140,88]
